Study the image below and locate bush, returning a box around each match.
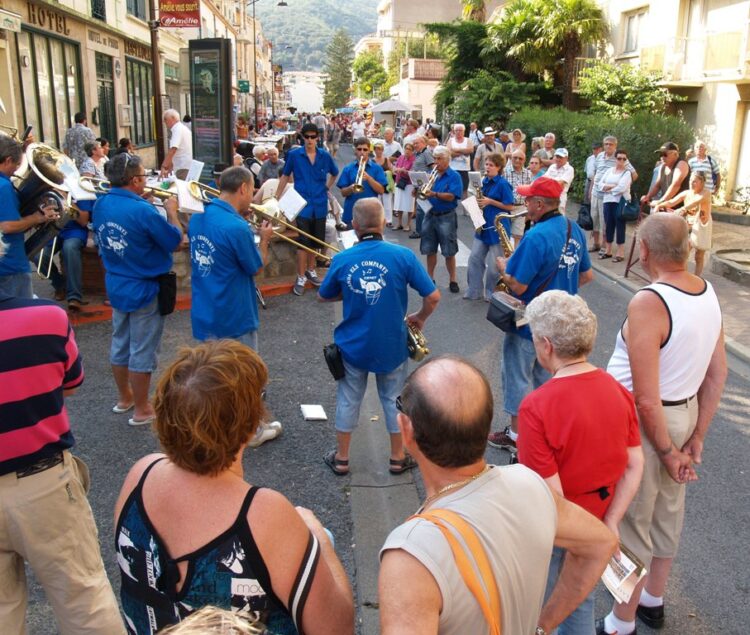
[508,107,696,201]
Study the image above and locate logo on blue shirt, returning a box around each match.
[345,260,389,306]
[562,237,584,277]
[191,235,216,277]
[98,222,129,259]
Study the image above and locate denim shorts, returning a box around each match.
[110,298,165,373]
[0,272,33,299]
[335,359,408,434]
[501,331,550,416]
[236,329,258,351]
[420,211,458,257]
[545,547,596,635]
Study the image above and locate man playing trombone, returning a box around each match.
[188,165,283,448]
[337,137,388,228]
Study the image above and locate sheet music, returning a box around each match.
[175,179,204,213]
[65,176,96,201]
[468,171,482,196]
[417,198,432,213]
[339,229,359,250]
[186,160,204,182]
[408,171,429,188]
[278,186,307,221]
[463,196,485,231]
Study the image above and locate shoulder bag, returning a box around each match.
[616,193,640,222]
[411,508,502,635]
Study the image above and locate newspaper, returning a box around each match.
[601,543,647,604]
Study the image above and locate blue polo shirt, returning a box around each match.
[479,175,514,245]
[282,146,339,219]
[505,213,591,340]
[0,172,30,275]
[319,236,436,373]
[428,168,463,214]
[93,188,182,312]
[337,159,388,225]
[60,198,93,242]
[188,199,263,340]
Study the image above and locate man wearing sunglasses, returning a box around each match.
[93,153,183,427]
[641,141,690,211]
[337,137,388,228]
[275,122,339,296]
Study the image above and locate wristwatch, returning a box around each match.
[535,627,547,635]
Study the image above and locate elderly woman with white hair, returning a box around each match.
[517,290,644,635]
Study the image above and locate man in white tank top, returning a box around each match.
[600,214,726,635]
[379,356,617,635]
[446,123,473,199]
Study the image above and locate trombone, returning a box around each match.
[187,181,342,261]
[80,175,177,200]
[352,156,367,193]
[417,168,438,200]
[0,123,18,139]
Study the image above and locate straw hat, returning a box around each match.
[511,128,526,141]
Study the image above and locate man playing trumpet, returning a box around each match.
[337,137,388,228]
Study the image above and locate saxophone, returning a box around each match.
[494,212,524,293]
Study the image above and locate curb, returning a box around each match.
[712,209,750,226]
[590,261,750,366]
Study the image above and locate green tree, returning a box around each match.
[577,61,677,117]
[352,50,388,99]
[450,70,539,126]
[323,28,354,110]
[486,0,607,109]
[462,0,487,22]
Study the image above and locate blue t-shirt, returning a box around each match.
[282,146,339,219]
[0,173,30,275]
[60,198,93,242]
[188,199,263,340]
[428,168,464,214]
[479,175,514,245]
[93,188,182,312]
[505,213,591,340]
[318,237,436,373]
[337,160,388,225]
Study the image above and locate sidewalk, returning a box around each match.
[579,206,750,364]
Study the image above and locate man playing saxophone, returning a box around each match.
[465,153,515,301]
[337,137,388,229]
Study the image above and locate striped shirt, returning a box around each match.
[504,165,533,204]
[688,156,719,192]
[0,295,83,475]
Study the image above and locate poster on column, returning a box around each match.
[160,0,200,28]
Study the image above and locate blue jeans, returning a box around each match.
[236,330,258,351]
[545,547,596,635]
[466,238,503,299]
[110,298,165,373]
[0,272,33,298]
[603,201,626,245]
[415,203,425,234]
[502,331,550,416]
[335,359,408,434]
[43,237,85,301]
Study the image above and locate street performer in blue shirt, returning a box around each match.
[419,145,464,293]
[337,137,388,227]
[188,165,283,448]
[487,177,593,453]
[466,153,515,301]
[93,153,182,427]
[319,198,440,476]
[275,122,339,296]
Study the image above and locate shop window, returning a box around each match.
[126,57,154,145]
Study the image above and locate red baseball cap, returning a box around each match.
[516,177,563,199]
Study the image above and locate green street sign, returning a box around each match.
[239,80,250,93]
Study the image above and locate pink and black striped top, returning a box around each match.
[0,296,83,475]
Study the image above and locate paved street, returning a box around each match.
[24,146,750,633]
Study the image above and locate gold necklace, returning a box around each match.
[418,465,493,513]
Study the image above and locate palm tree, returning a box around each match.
[486,0,607,108]
[462,0,487,22]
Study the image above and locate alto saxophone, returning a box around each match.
[493,212,521,293]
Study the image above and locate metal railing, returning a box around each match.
[400,58,446,81]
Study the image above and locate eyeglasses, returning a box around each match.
[303,134,318,140]
[616,157,627,161]
[396,394,405,413]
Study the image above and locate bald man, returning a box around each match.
[379,355,616,635]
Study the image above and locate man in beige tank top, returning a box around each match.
[379,356,617,635]
[600,214,726,635]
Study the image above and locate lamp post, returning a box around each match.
[248,0,288,131]
[270,43,292,118]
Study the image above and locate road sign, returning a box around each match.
[239,80,250,93]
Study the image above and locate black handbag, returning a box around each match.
[616,195,640,222]
[577,203,593,230]
[323,343,345,380]
[156,272,177,316]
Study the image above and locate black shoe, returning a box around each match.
[637,604,664,629]
[408,231,420,239]
[595,618,637,634]
[449,281,459,293]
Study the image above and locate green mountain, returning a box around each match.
[254,0,377,71]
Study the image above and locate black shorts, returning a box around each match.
[296,216,327,250]
[457,170,469,192]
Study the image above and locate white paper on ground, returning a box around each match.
[463,196,485,231]
[300,404,328,421]
[279,186,307,221]
[176,179,204,213]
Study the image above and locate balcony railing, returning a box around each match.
[400,58,446,81]
[571,57,597,92]
[91,0,106,21]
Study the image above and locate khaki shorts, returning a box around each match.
[511,205,526,237]
[591,195,604,232]
[619,396,698,567]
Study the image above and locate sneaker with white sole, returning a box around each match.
[249,421,282,448]
[305,270,323,287]
[487,426,517,451]
[293,276,306,296]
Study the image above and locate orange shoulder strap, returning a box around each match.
[411,509,502,635]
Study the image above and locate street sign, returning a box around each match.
[239,80,250,93]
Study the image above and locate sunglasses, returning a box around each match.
[356,147,370,151]
[303,134,318,140]
[396,394,405,413]
[616,157,627,161]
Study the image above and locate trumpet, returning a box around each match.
[352,156,367,193]
[417,168,438,200]
[407,324,430,362]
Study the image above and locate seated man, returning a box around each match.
[379,355,617,635]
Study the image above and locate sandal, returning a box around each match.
[324,450,349,476]
[598,253,612,260]
[613,256,624,263]
[389,454,418,475]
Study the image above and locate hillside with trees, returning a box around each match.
[255,0,377,71]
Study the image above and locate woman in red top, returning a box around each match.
[517,290,644,635]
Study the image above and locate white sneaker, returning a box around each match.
[249,421,282,448]
[293,276,306,296]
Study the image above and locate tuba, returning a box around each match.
[417,168,438,200]
[24,192,80,278]
[15,143,78,215]
[407,324,430,362]
[352,156,367,193]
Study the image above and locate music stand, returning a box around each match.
[624,202,651,284]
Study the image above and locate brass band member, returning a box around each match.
[465,153,515,301]
[337,137,387,229]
